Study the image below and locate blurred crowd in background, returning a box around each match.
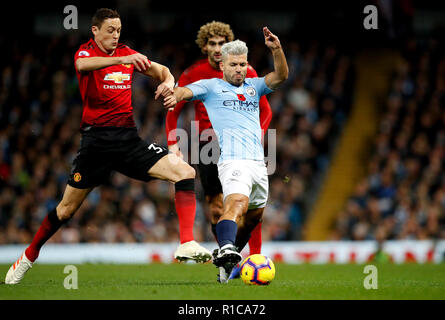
[334,35,445,241]
[0,21,354,244]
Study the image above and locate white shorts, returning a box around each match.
[217,160,269,210]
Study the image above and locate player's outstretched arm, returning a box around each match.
[263,27,289,90]
[163,87,194,109]
[143,61,175,100]
[76,53,151,73]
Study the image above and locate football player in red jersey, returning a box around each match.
[5,8,211,285]
[165,21,272,278]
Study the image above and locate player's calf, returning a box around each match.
[207,193,223,240]
[218,193,249,223]
[175,162,196,182]
[56,202,79,221]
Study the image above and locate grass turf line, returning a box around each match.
[0,263,444,300]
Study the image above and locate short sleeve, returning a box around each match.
[250,77,273,97]
[185,79,210,101]
[74,47,96,72]
[74,47,96,61]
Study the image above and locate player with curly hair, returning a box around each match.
[164,28,288,282]
[165,21,272,274]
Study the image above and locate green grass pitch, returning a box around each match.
[1,263,444,300]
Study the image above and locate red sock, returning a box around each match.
[248,222,262,255]
[175,179,196,244]
[25,209,64,262]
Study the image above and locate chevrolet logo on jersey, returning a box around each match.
[104,72,130,84]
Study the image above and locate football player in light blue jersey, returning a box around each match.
[164,27,288,283]
[180,76,271,162]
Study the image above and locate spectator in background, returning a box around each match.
[0,20,354,245]
[334,35,445,241]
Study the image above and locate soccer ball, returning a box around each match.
[240,254,275,285]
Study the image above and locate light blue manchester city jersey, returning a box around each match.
[185,77,273,162]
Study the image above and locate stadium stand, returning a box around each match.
[0,25,354,244]
[334,35,445,241]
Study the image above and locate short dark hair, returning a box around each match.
[91,8,120,29]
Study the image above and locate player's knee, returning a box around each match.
[222,195,248,222]
[177,164,195,181]
[229,194,249,207]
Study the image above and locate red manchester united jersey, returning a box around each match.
[165,59,272,145]
[74,39,146,129]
